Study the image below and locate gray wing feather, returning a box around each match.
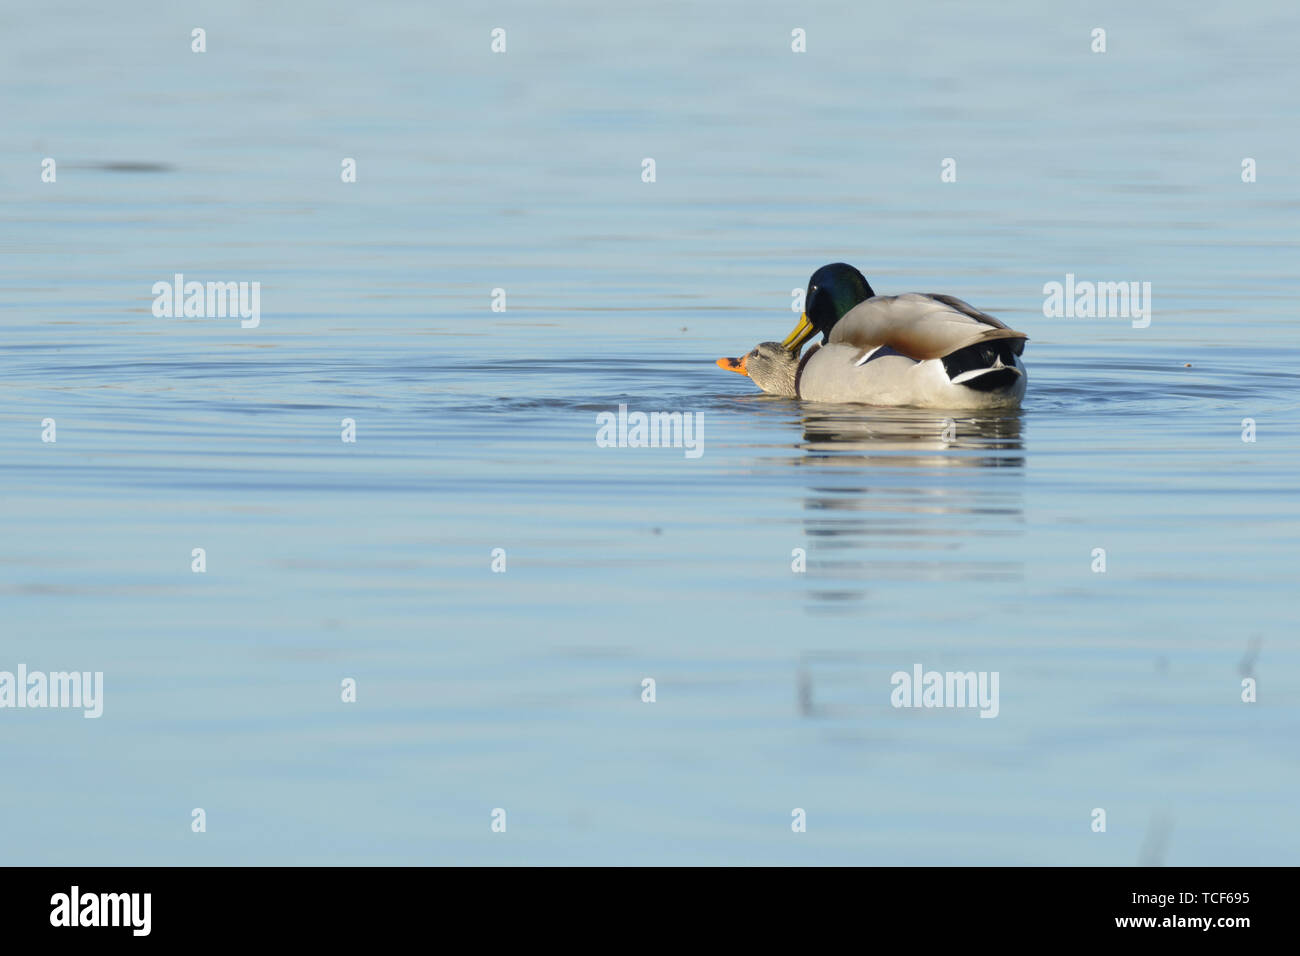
[827,293,1027,360]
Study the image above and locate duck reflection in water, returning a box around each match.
[744,403,1028,615]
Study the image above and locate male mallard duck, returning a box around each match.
[717,263,1028,408]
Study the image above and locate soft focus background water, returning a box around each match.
[2,0,1297,865]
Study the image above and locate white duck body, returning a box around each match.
[795,342,1027,409]
[797,292,1029,408]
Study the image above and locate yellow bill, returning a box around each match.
[781,312,816,352]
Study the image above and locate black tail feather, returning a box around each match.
[942,339,1024,386]
[958,367,1022,392]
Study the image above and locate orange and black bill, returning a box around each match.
[716,355,748,376]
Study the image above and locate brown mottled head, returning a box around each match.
[716,342,799,397]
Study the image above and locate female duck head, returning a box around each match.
[781,263,875,353]
[716,342,800,398]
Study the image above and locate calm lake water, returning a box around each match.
[2,1,1297,864]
